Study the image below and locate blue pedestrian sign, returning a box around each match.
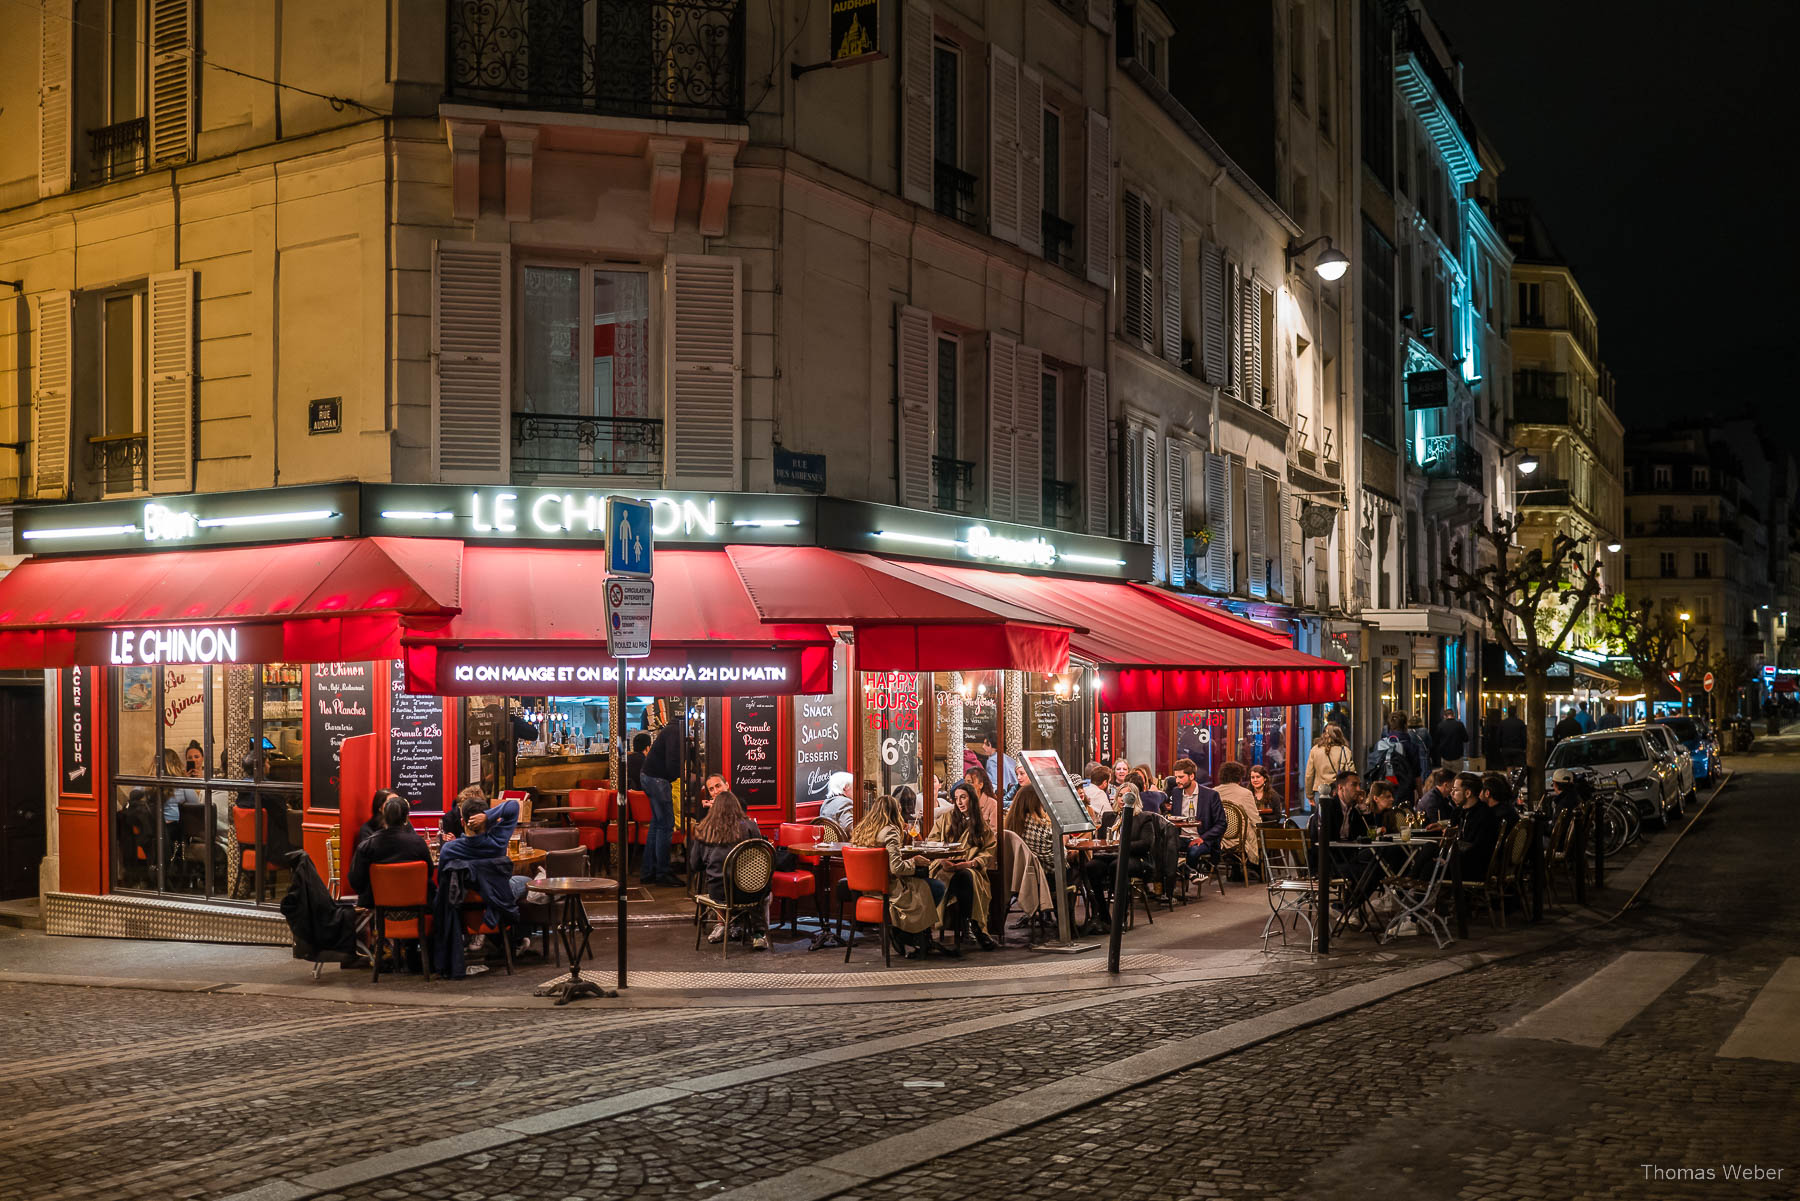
[605,496,654,578]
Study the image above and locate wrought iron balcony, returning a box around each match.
[934,161,978,227]
[1416,434,1484,490]
[1512,370,1571,424]
[447,0,746,123]
[511,412,662,481]
[87,433,146,495]
[1041,211,1076,270]
[933,455,975,513]
[1517,476,1571,508]
[87,117,147,184]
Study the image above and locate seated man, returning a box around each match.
[348,794,433,910]
[1175,761,1228,876]
[437,791,532,964]
[1418,768,1458,827]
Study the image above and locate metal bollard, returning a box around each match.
[1107,809,1133,973]
[1315,808,1332,954]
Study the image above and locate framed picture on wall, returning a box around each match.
[120,666,154,712]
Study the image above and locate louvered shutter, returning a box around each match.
[1203,451,1232,593]
[146,270,195,493]
[149,0,195,165]
[1018,67,1044,257]
[1246,469,1268,599]
[1144,428,1161,580]
[1014,345,1043,526]
[432,241,510,483]
[989,46,1021,245]
[667,255,743,490]
[1287,487,1303,605]
[1121,192,1151,349]
[896,305,936,508]
[39,0,72,197]
[29,291,72,499]
[901,0,935,207]
[1084,368,1108,535]
[1088,0,1113,33]
[1245,282,1265,408]
[1224,260,1242,396]
[1161,209,1183,365]
[1200,241,1226,386]
[1085,110,1112,287]
[986,333,1019,521]
[1269,479,1286,602]
[1166,442,1187,586]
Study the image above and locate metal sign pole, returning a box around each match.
[614,665,629,989]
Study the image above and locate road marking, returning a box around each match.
[1717,958,1800,1064]
[1500,950,1703,1047]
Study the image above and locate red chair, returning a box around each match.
[568,788,616,870]
[368,861,433,983]
[461,889,514,976]
[841,846,895,966]
[772,822,823,935]
[230,806,274,902]
[575,778,606,789]
[626,789,652,872]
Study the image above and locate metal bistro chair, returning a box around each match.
[1258,825,1345,954]
[1378,831,1456,948]
[368,861,433,983]
[693,838,775,960]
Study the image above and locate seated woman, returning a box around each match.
[933,781,999,952]
[688,790,771,950]
[849,793,943,958]
[1082,786,1168,930]
[1004,785,1061,888]
[1130,767,1169,815]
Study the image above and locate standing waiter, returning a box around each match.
[638,712,685,887]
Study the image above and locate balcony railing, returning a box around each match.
[88,117,147,184]
[511,412,663,481]
[446,0,746,122]
[933,455,975,513]
[1512,371,1570,424]
[934,161,978,227]
[87,433,147,495]
[1517,477,1571,508]
[1041,211,1076,271]
[1416,434,1484,490]
[1043,478,1077,526]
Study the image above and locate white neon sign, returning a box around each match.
[449,661,791,686]
[109,626,242,665]
[459,492,722,538]
[872,526,1125,570]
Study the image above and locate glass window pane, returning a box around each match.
[860,671,923,805]
[102,294,137,439]
[109,0,138,118]
[112,665,161,780]
[592,270,652,474]
[521,266,582,416]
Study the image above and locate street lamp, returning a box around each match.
[1284,235,1350,281]
[1518,453,1540,476]
[1679,611,1693,715]
[1606,541,1622,553]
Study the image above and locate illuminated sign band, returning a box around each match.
[873,525,1126,570]
[409,646,825,697]
[110,626,242,665]
[365,485,812,546]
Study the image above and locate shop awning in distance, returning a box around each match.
[882,562,1346,711]
[0,537,464,668]
[725,545,1072,673]
[400,547,836,696]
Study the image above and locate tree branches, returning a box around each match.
[1442,513,1605,666]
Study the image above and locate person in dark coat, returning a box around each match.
[639,717,685,887]
[1170,759,1227,871]
[1431,708,1468,765]
[1498,708,1529,768]
[1552,708,1583,747]
[1418,767,1459,826]
[626,731,651,793]
[281,853,360,964]
[688,790,770,947]
[349,794,433,910]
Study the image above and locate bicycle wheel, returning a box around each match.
[1609,799,1636,852]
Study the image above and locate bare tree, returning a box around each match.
[1444,515,1604,801]
[1600,596,1682,703]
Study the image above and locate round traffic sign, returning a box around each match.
[1703,671,1715,693]
[608,581,625,609]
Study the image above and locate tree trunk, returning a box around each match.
[1524,668,1547,806]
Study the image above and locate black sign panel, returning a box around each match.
[727,695,781,810]
[60,665,95,796]
[830,0,880,63]
[774,447,827,493]
[1406,368,1449,410]
[308,397,341,434]
[308,662,374,810]
[793,675,849,806]
[388,660,447,809]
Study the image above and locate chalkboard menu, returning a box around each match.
[388,661,447,809]
[793,649,848,806]
[308,662,374,810]
[60,665,95,797]
[727,695,781,809]
[1019,748,1094,835]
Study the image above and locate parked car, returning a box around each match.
[1545,730,1682,828]
[1634,723,1694,818]
[1650,715,1720,784]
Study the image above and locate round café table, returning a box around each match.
[800,842,964,949]
[531,876,620,1005]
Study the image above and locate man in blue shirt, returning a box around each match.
[974,732,1016,794]
[1575,701,1596,733]
[438,790,529,904]
[1595,701,1624,730]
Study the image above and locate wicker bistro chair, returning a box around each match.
[1218,806,1251,886]
[1458,820,1527,930]
[693,838,776,960]
[1544,806,1581,906]
[1257,826,1348,954]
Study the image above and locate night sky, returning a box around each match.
[1428,1,1796,431]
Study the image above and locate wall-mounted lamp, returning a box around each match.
[1518,453,1540,476]
[1284,235,1350,281]
[1606,541,1623,553]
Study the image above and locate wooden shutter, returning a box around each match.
[432,241,511,483]
[1088,0,1113,33]
[1161,209,1183,365]
[988,46,1021,245]
[1084,367,1108,535]
[39,0,72,197]
[1203,451,1232,593]
[149,0,195,165]
[1224,259,1242,396]
[1200,241,1226,386]
[1122,192,1152,349]
[896,305,936,508]
[1018,67,1044,257]
[1084,109,1112,287]
[1287,487,1303,605]
[1246,468,1268,599]
[986,333,1019,522]
[1166,441,1187,586]
[147,270,196,493]
[1144,428,1161,580]
[1269,478,1286,602]
[1124,426,1145,542]
[901,0,935,207]
[667,255,743,490]
[29,290,72,499]
[1245,282,1265,408]
[1013,345,1044,526]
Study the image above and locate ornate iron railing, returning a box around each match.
[511,412,663,480]
[1417,434,1484,490]
[934,161,978,226]
[447,0,746,123]
[1041,211,1076,270]
[933,455,975,513]
[87,433,147,494]
[88,117,148,184]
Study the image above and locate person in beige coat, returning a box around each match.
[932,781,999,951]
[1305,725,1355,804]
[1214,761,1263,867]
[849,794,943,958]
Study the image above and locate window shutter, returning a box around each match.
[1160,209,1183,365]
[1246,469,1268,599]
[901,0,935,207]
[1200,241,1226,386]
[432,241,511,483]
[667,255,743,490]
[1013,344,1043,526]
[1269,478,1286,602]
[1203,451,1232,594]
[149,0,195,165]
[1287,487,1303,605]
[1084,109,1112,287]
[896,305,936,508]
[1018,66,1044,257]
[988,46,1021,245]
[1245,282,1265,408]
[1122,192,1151,349]
[1084,368,1108,535]
[1166,442,1187,586]
[1224,259,1242,395]
[1144,428,1161,580]
[29,290,72,500]
[986,333,1018,522]
[1124,426,1144,542]
[1087,0,1113,33]
[39,0,72,197]
[147,270,196,493]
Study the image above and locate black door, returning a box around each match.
[0,686,46,900]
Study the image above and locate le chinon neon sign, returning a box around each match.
[461,492,722,538]
[109,626,243,665]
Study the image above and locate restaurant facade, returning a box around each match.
[0,483,1343,943]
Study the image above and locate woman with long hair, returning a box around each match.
[934,780,998,951]
[1305,723,1354,805]
[1248,763,1282,817]
[688,790,770,949]
[1003,784,1059,883]
[849,793,942,957]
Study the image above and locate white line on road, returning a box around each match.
[1718,958,1800,1064]
[1501,950,1703,1047]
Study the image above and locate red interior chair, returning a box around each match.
[230,806,272,902]
[575,778,606,789]
[368,861,433,984]
[840,846,894,966]
[771,822,822,935]
[625,789,652,873]
[568,788,616,869]
[461,889,514,976]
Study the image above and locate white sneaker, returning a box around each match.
[1394,919,1421,937]
[464,963,488,977]
[751,934,768,951]
[707,923,727,944]
[516,936,533,956]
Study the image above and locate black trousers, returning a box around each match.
[939,868,977,933]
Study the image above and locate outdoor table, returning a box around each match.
[1328,838,1437,939]
[801,842,964,949]
[530,876,620,1005]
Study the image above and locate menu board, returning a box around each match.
[308,662,374,810]
[388,661,447,808]
[1019,748,1094,835]
[793,648,849,806]
[60,665,95,796]
[727,695,781,809]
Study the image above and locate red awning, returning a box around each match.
[725,545,1071,673]
[885,562,1345,711]
[0,538,463,668]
